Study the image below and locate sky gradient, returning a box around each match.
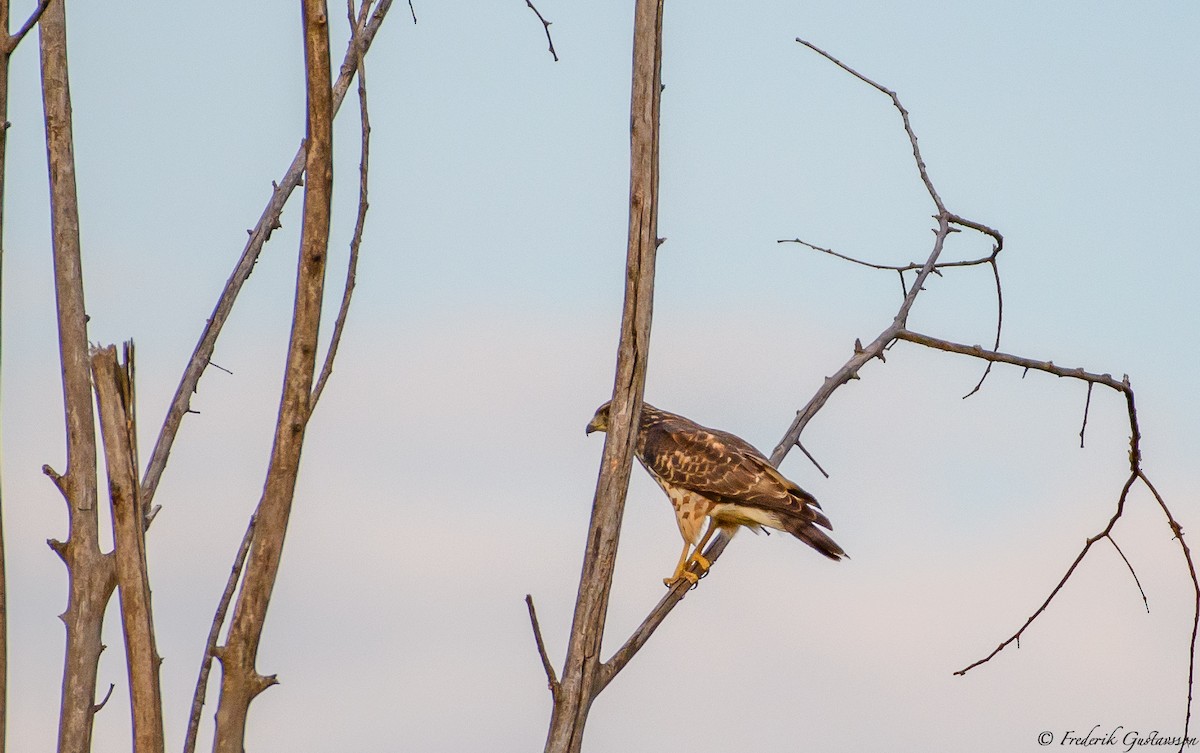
[2,1,1198,751]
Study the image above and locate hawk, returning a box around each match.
[586,400,844,586]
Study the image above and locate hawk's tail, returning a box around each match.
[782,493,846,561]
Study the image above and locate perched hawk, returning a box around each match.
[586,400,844,586]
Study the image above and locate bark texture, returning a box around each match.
[542,1,664,751]
[39,2,117,751]
[92,344,164,753]
[210,1,333,750]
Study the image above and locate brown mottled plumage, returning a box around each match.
[586,400,844,585]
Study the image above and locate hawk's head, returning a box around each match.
[585,400,612,435]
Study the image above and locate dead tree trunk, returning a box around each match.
[0,11,9,746]
[541,2,663,751]
[2,10,55,751]
[92,343,165,753]
[210,0,334,749]
[38,2,118,752]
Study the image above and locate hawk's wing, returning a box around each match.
[639,408,832,529]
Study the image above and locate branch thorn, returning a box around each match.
[91,683,116,714]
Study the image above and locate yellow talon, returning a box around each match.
[664,569,699,588]
[691,551,711,572]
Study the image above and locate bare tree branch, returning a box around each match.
[90,683,115,715]
[887,329,1197,743]
[1106,533,1149,614]
[92,343,164,753]
[524,595,558,693]
[778,235,995,274]
[1079,381,1095,448]
[796,37,944,212]
[893,330,1128,389]
[0,434,5,753]
[1,0,50,54]
[596,543,721,692]
[523,0,558,61]
[960,257,1003,398]
[312,0,372,410]
[182,513,257,753]
[139,0,394,513]
[542,2,662,750]
[211,0,335,749]
[1140,471,1199,745]
[794,439,830,479]
[38,2,119,750]
[954,473,1135,676]
[779,214,1006,402]
[591,40,1193,747]
[596,33,1002,703]
[0,0,16,742]
[768,213,956,463]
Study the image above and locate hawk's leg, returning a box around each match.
[685,520,720,575]
[664,540,700,587]
[665,521,725,587]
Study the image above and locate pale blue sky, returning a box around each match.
[3,2,1198,752]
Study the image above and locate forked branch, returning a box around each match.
[587,38,1194,753]
[594,33,1007,706]
[889,329,1197,744]
[1,0,51,53]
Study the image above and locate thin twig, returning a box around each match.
[795,440,830,479]
[778,237,995,274]
[524,595,558,692]
[523,0,558,61]
[139,0,394,512]
[954,473,1136,675]
[796,37,944,213]
[1079,381,1094,448]
[1138,471,1199,747]
[91,683,116,714]
[957,218,1005,397]
[1105,534,1149,613]
[779,217,1007,402]
[182,514,257,753]
[311,0,372,410]
[406,0,416,23]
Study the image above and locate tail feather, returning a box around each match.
[780,502,846,561]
